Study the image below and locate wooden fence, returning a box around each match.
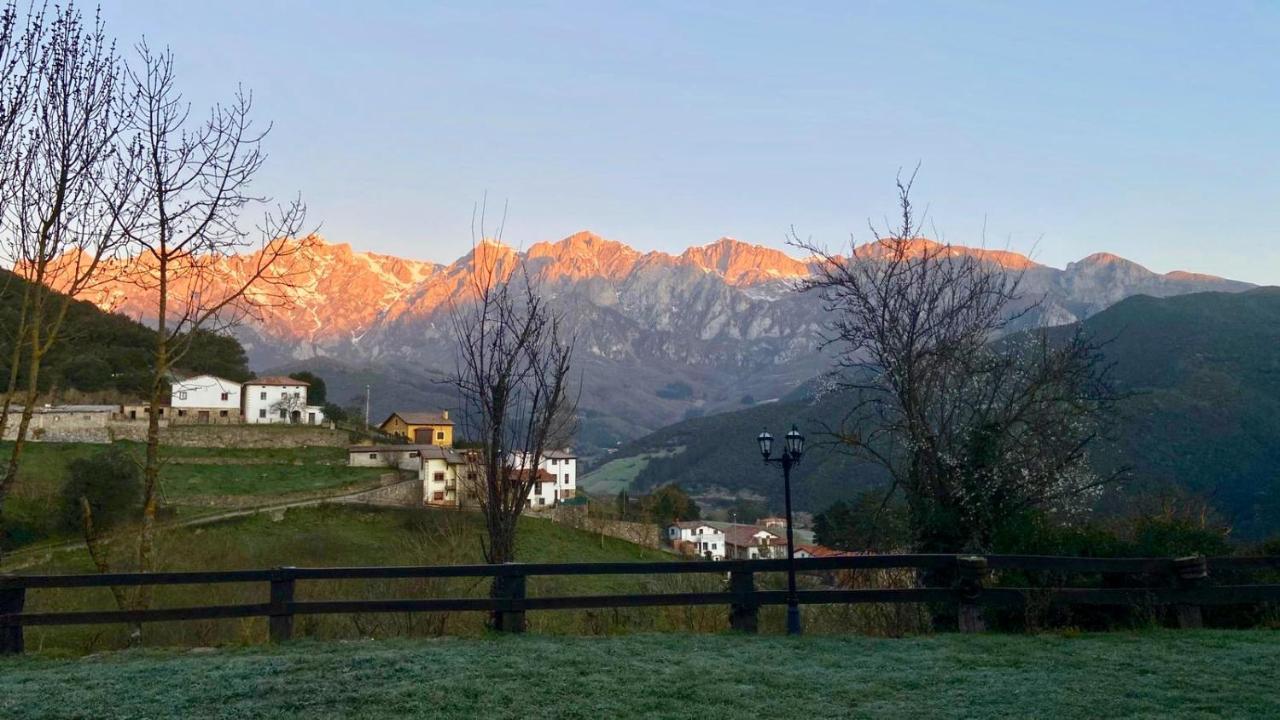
[3,554,1278,654]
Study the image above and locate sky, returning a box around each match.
[96,1,1280,283]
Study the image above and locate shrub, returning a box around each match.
[60,447,143,535]
[322,402,348,423]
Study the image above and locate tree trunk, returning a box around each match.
[3,303,44,489]
[135,276,169,644]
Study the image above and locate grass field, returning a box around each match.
[1,441,386,551]
[2,631,1277,719]
[15,504,681,653]
[160,462,386,498]
[579,446,685,494]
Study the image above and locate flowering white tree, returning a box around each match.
[793,171,1121,552]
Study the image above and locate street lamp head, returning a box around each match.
[757,428,773,460]
[785,425,804,460]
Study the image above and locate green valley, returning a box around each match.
[584,289,1280,539]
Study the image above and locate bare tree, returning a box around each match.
[791,171,1120,552]
[449,207,576,628]
[268,392,307,423]
[0,5,130,520]
[0,1,45,469]
[110,41,310,585]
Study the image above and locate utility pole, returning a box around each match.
[364,384,371,430]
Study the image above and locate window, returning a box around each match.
[538,498,546,506]
[220,392,229,401]
[533,483,541,495]
[436,431,444,441]
[294,391,301,399]
[433,472,445,482]
[408,451,419,458]
[177,409,186,417]
[260,391,267,400]
[219,410,228,417]
[368,453,378,460]
[177,391,187,400]
[279,409,287,419]
[258,409,266,418]
[433,491,444,501]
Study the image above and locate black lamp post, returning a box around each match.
[758,424,805,635]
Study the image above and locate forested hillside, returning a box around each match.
[587,289,1280,539]
[0,270,251,400]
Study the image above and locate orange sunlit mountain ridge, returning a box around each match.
[56,230,1245,352]
[44,230,1253,454]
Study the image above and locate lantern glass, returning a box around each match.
[757,429,773,459]
[784,425,804,459]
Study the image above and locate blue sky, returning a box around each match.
[98,1,1279,283]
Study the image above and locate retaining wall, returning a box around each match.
[549,507,662,548]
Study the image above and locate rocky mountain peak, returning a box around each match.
[1073,252,1143,268]
[678,236,808,285]
[850,237,1041,270]
[527,230,642,281]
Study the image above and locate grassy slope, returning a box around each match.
[2,631,1277,719]
[2,442,390,552]
[580,446,686,495]
[18,504,676,652]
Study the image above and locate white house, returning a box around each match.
[722,525,787,560]
[419,446,476,507]
[243,376,326,425]
[667,521,728,560]
[169,374,242,424]
[667,521,791,561]
[513,449,578,509]
[539,450,577,506]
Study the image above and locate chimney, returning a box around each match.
[442,410,449,420]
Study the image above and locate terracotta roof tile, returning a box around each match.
[383,411,454,426]
[247,375,309,387]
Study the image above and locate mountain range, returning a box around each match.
[66,232,1252,455]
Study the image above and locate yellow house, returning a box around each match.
[379,410,454,446]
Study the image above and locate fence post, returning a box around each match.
[1173,555,1207,629]
[1,574,25,655]
[956,555,988,633]
[268,566,296,643]
[492,565,526,633]
[729,569,758,633]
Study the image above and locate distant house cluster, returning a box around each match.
[348,410,576,510]
[115,374,327,426]
[666,518,821,560]
[1,373,328,442]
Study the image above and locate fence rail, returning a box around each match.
[2,554,1278,654]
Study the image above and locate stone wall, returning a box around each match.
[164,424,350,448]
[549,507,662,549]
[336,477,424,507]
[2,407,351,448]
[2,410,113,444]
